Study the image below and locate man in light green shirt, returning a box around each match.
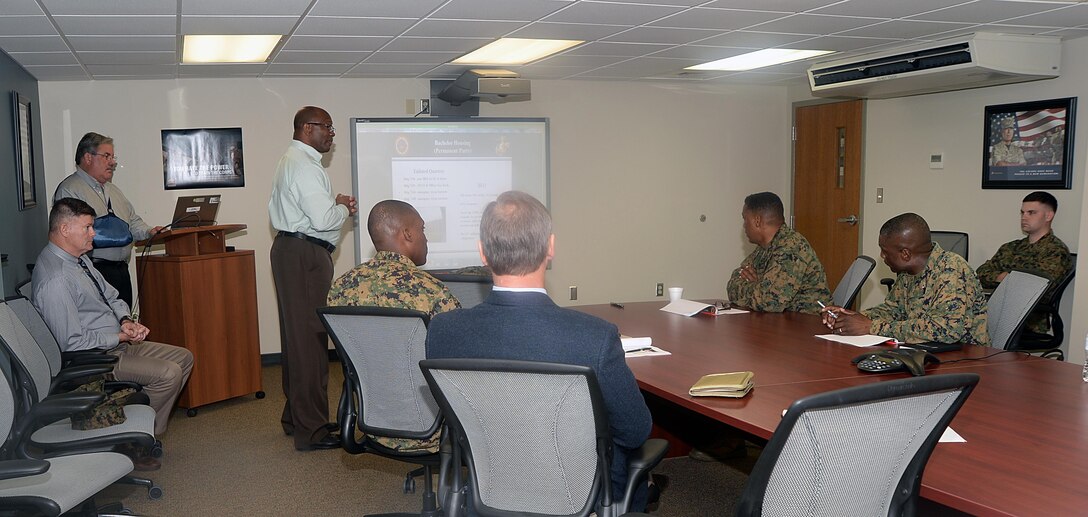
[268,105,358,451]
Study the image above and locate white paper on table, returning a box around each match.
[939,427,965,443]
[660,299,713,316]
[620,336,653,352]
[815,334,893,347]
[624,346,671,358]
[716,308,749,315]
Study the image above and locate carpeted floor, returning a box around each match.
[99,364,755,516]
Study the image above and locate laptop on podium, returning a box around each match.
[170,195,221,228]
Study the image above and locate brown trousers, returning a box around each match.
[270,235,333,449]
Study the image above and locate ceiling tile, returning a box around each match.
[404,19,528,38]
[0,15,57,36]
[542,2,686,25]
[580,56,698,77]
[282,36,389,52]
[342,63,437,75]
[381,36,493,52]
[0,36,69,52]
[182,0,312,16]
[563,41,674,56]
[431,0,572,21]
[54,16,175,36]
[747,13,886,34]
[78,51,177,65]
[180,16,298,34]
[42,0,175,16]
[8,52,78,66]
[603,26,724,45]
[273,51,370,63]
[697,30,816,48]
[295,16,416,37]
[649,8,790,30]
[0,0,44,16]
[707,70,802,83]
[507,64,598,79]
[67,36,176,52]
[534,54,631,67]
[263,63,355,74]
[648,45,753,60]
[507,22,628,40]
[779,35,904,52]
[364,51,462,64]
[87,63,178,75]
[998,4,1088,27]
[176,63,268,75]
[907,0,1060,24]
[24,65,90,80]
[837,19,975,39]
[702,0,837,12]
[979,23,1068,35]
[810,0,975,19]
[309,0,447,18]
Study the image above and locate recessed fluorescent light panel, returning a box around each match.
[183,35,281,64]
[687,49,835,71]
[453,38,583,65]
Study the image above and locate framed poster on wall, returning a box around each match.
[983,97,1075,190]
[11,92,35,210]
[162,127,245,189]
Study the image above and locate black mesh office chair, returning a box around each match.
[429,271,493,309]
[737,374,979,516]
[1011,253,1076,359]
[986,271,1049,351]
[831,255,875,310]
[318,306,443,517]
[881,231,968,291]
[421,358,668,517]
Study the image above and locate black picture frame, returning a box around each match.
[11,92,36,210]
[162,127,245,190]
[983,97,1076,190]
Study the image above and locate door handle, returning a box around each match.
[837,215,859,226]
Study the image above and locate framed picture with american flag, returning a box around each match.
[983,97,1075,190]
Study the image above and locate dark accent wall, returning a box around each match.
[0,50,46,296]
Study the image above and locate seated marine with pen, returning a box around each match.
[821,213,989,345]
[726,192,830,314]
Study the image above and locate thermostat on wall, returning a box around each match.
[930,153,944,170]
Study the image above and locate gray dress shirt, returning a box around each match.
[31,242,130,351]
[54,168,154,262]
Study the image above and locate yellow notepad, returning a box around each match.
[689,371,754,398]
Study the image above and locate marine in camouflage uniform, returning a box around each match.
[976,233,1071,333]
[865,243,989,345]
[991,140,1026,166]
[328,198,462,453]
[727,225,831,315]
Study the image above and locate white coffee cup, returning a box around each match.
[668,287,684,302]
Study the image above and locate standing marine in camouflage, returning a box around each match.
[991,118,1026,166]
[327,199,460,451]
[822,213,989,345]
[976,191,1071,334]
[727,192,830,315]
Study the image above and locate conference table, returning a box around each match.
[574,301,1088,516]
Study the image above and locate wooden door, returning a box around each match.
[793,100,863,293]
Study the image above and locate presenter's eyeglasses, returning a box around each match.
[91,152,117,161]
[305,122,335,132]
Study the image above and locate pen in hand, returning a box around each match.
[817,300,838,319]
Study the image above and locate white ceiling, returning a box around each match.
[2,0,1087,84]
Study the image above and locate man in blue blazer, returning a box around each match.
[426,190,653,510]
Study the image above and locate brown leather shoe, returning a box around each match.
[132,455,161,471]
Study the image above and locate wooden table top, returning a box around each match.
[574,301,1088,516]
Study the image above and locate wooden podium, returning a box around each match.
[136,224,264,416]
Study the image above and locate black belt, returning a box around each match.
[91,258,127,266]
[277,231,335,253]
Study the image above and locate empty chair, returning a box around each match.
[987,271,1049,351]
[420,358,668,517]
[430,271,492,309]
[882,231,968,291]
[318,306,442,517]
[15,282,32,301]
[0,361,135,516]
[831,255,875,309]
[733,373,979,516]
[1013,253,1076,356]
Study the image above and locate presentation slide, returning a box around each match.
[351,118,549,269]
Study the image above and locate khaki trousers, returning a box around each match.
[110,341,194,435]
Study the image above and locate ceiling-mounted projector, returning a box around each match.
[436,69,531,105]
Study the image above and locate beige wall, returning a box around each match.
[38,78,791,354]
[857,35,1088,362]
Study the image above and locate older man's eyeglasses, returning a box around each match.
[91,152,117,161]
[305,122,335,132]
